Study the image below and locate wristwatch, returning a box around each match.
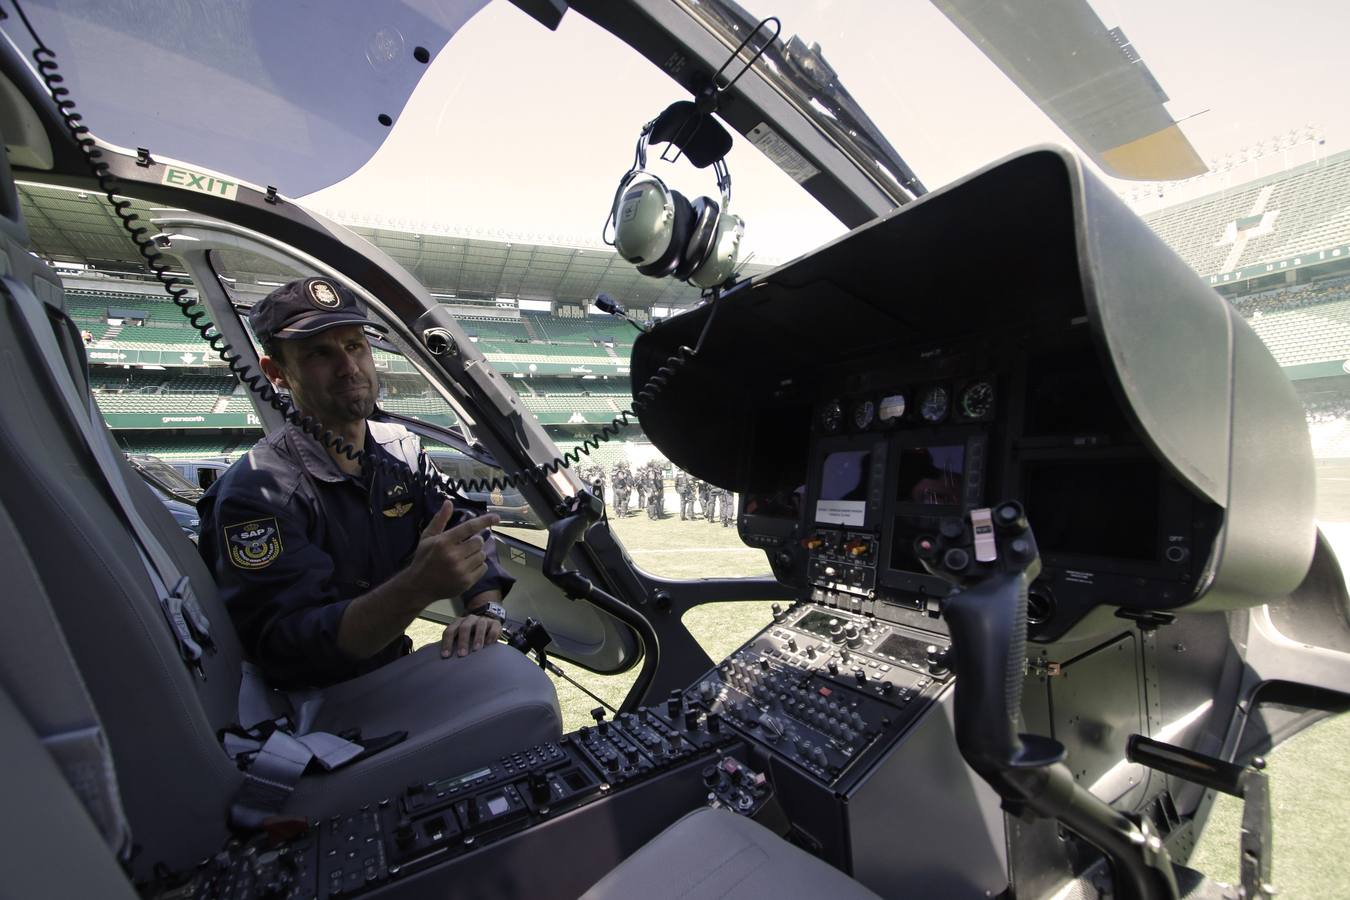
[475,601,507,623]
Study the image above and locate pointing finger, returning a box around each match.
[421,500,455,539]
[445,512,501,543]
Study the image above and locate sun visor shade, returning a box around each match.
[9,0,489,196]
[631,147,1316,610]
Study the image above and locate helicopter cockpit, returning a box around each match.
[0,2,1348,899]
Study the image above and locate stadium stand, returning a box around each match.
[1142,149,1350,277]
[1244,299,1350,367]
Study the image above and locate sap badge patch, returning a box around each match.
[225,517,283,569]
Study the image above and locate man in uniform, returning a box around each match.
[674,469,693,520]
[612,461,630,516]
[720,488,735,527]
[648,462,665,519]
[199,277,512,689]
[635,463,648,516]
[699,479,714,522]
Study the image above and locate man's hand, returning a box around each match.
[397,500,501,608]
[440,613,503,658]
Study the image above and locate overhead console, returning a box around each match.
[633,147,1317,637]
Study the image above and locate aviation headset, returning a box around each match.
[606,117,744,290]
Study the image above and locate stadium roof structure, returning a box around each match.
[15,181,772,312]
[1142,149,1350,282]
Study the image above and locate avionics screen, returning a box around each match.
[875,632,935,666]
[795,610,842,639]
[815,449,871,525]
[894,445,964,508]
[1021,459,1159,560]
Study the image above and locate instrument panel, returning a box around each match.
[741,330,1222,640]
[819,378,997,434]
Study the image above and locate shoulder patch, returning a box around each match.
[225,517,283,570]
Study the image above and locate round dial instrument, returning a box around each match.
[918,385,949,424]
[853,399,876,431]
[820,399,844,434]
[878,392,906,424]
[959,381,995,419]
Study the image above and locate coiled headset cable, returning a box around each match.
[12,0,720,503]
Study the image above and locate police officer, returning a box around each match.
[635,464,648,515]
[699,479,714,522]
[199,277,512,689]
[648,462,665,519]
[612,462,631,517]
[674,469,693,520]
[720,488,735,527]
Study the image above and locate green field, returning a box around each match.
[408,483,1350,898]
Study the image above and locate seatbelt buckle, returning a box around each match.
[172,576,216,653]
[158,584,206,679]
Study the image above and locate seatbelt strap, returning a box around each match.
[5,278,214,675]
[227,662,371,829]
[0,505,133,861]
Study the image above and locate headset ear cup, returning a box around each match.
[688,211,744,289]
[675,196,720,281]
[637,189,693,278]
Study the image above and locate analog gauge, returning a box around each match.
[878,392,906,424]
[820,398,844,434]
[959,381,995,420]
[919,385,949,424]
[853,398,876,431]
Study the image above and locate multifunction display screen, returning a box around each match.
[894,445,964,507]
[815,449,872,526]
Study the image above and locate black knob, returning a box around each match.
[787,637,798,652]
[598,719,610,735]
[591,707,606,724]
[829,618,845,643]
[771,602,784,621]
[394,816,414,848]
[828,661,839,676]
[844,625,861,648]
[927,644,950,677]
[759,658,770,672]
[854,669,867,686]
[880,681,895,696]
[466,800,481,825]
[528,772,551,804]
[666,695,682,718]
[942,547,970,572]
[684,709,702,731]
[806,646,817,660]
[707,713,722,734]
[625,747,641,766]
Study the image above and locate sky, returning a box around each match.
[303,0,1350,265]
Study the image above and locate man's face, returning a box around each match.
[264,325,378,428]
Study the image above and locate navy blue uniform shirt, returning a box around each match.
[199,419,513,689]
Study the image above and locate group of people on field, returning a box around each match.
[578,461,734,525]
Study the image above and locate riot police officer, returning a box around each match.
[675,469,694,520]
[611,461,631,517]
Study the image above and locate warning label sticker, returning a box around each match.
[747,123,820,184]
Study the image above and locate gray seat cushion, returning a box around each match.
[580,807,884,900]
[288,643,562,814]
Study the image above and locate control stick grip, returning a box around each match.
[941,570,1034,775]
